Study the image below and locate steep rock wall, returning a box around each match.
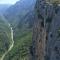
[32,0,60,60]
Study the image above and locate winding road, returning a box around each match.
[1,24,14,60]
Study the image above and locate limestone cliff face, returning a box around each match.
[32,0,60,60]
[47,7,60,60]
[32,0,47,60]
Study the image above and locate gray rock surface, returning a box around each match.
[32,0,60,60]
[47,8,60,60]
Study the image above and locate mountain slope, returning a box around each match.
[4,0,36,29]
[0,4,11,14]
[3,0,36,60]
[0,15,11,58]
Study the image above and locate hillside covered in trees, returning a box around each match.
[0,15,11,59]
[0,0,36,60]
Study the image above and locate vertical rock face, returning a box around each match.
[32,16,46,60]
[32,0,46,60]
[32,0,60,60]
[47,8,60,60]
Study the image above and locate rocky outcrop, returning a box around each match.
[46,7,60,60]
[32,0,60,60]
[32,0,47,60]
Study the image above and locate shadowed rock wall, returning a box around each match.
[32,0,60,60]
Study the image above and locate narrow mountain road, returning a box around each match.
[1,24,14,60]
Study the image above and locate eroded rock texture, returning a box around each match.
[32,0,60,60]
[32,0,47,60]
[47,8,60,60]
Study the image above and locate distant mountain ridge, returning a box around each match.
[0,4,11,14]
[4,0,36,29]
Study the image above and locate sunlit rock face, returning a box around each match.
[32,0,60,60]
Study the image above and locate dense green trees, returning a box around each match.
[0,15,11,58]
